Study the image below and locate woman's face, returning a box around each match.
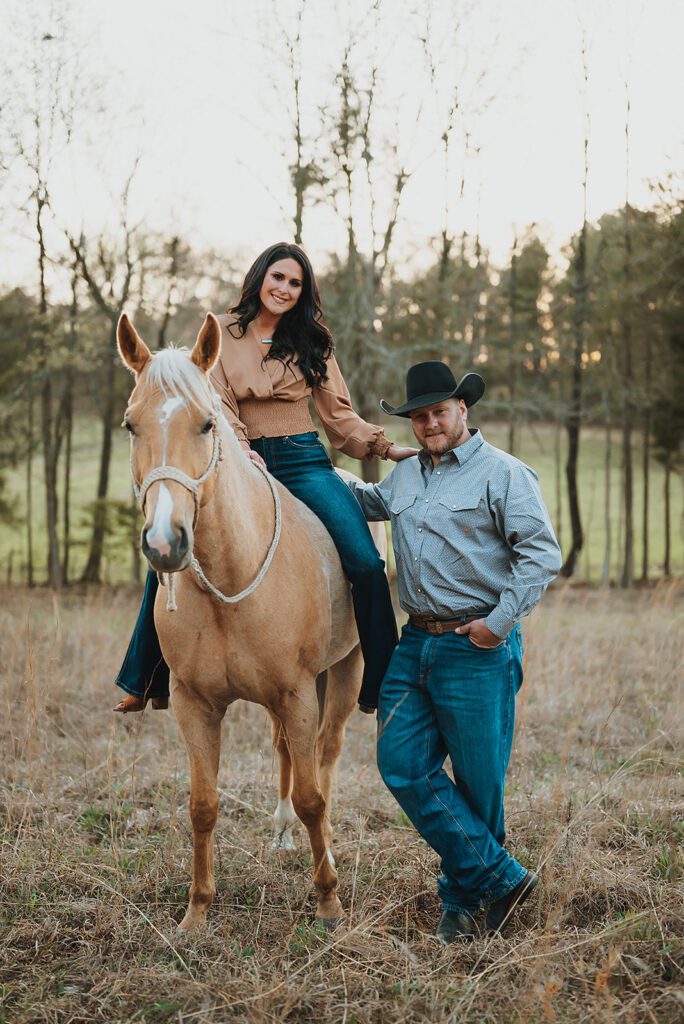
[258,258,304,318]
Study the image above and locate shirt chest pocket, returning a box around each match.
[391,495,417,515]
[437,493,488,536]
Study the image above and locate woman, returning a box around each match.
[114,242,417,715]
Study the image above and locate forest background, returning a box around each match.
[0,0,683,591]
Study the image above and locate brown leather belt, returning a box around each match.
[409,612,492,635]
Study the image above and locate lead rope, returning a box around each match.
[189,466,281,605]
[132,421,281,611]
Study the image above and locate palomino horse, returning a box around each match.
[118,312,385,929]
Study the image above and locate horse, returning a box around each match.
[117,311,385,929]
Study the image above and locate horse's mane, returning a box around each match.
[142,346,218,411]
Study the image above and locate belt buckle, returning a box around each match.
[433,621,443,635]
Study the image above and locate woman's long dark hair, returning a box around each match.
[229,242,334,386]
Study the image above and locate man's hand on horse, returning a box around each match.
[455,618,504,649]
[386,444,420,462]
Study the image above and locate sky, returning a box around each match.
[1,0,683,290]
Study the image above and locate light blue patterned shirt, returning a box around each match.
[347,429,562,638]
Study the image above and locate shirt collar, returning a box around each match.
[418,428,484,470]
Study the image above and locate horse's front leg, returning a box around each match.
[172,679,224,931]
[278,685,343,924]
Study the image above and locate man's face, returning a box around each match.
[409,398,469,457]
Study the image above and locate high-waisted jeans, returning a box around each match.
[115,432,399,708]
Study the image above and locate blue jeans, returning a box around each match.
[116,432,398,708]
[377,623,527,913]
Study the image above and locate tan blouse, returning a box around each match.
[210,314,392,461]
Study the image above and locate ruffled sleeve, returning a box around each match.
[312,353,392,461]
[210,347,249,446]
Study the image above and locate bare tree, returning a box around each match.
[245,0,328,246]
[3,0,98,587]
[619,86,634,588]
[507,234,520,455]
[322,40,414,481]
[562,32,590,578]
[68,166,143,583]
[61,256,79,582]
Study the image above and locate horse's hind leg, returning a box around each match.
[317,647,362,859]
[268,712,298,851]
[172,682,224,931]
[278,686,343,922]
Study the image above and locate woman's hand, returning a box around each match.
[386,444,420,462]
[240,443,267,470]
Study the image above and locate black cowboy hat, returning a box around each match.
[380,361,485,417]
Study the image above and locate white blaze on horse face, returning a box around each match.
[159,395,185,462]
[146,482,175,556]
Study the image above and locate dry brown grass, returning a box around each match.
[1,582,683,1023]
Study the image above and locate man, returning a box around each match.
[347,361,562,944]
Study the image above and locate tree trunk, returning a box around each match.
[562,224,587,577]
[554,418,562,548]
[640,333,652,581]
[62,380,73,583]
[620,217,634,589]
[563,394,583,578]
[563,44,589,578]
[41,377,62,588]
[361,458,380,484]
[81,324,117,583]
[620,97,634,588]
[26,390,35,587]
[640,415,650,582]
[601,417,612,586]
[130,489,142,585]
[63,265,78,583]
[507,243,518,456]
[158,236,180,348]
[36,191,62,589]
[663,454,671,577]
[620,385,634,588]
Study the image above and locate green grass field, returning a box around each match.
[1,414,681,585]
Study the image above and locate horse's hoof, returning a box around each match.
[269,834,296,854]
[177,911,208,932]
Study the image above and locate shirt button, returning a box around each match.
[418,528,422,532]
[418,588,422,593]
[436,471,441,475]
[425,499,429,503]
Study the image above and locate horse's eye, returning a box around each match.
[201,419,214,435]
[123,419,135,435]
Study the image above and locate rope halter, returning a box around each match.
[133,421,223,531]
[130,408,282,611]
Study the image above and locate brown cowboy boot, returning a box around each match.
[112,695,169,713]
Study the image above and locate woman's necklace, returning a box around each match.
[250,320,273,345]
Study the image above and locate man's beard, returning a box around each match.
[422,425,467,456]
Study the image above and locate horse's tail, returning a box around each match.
[315,670,328,727]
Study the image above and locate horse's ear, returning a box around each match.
[191,313,222,372]
[117,314,152,376]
